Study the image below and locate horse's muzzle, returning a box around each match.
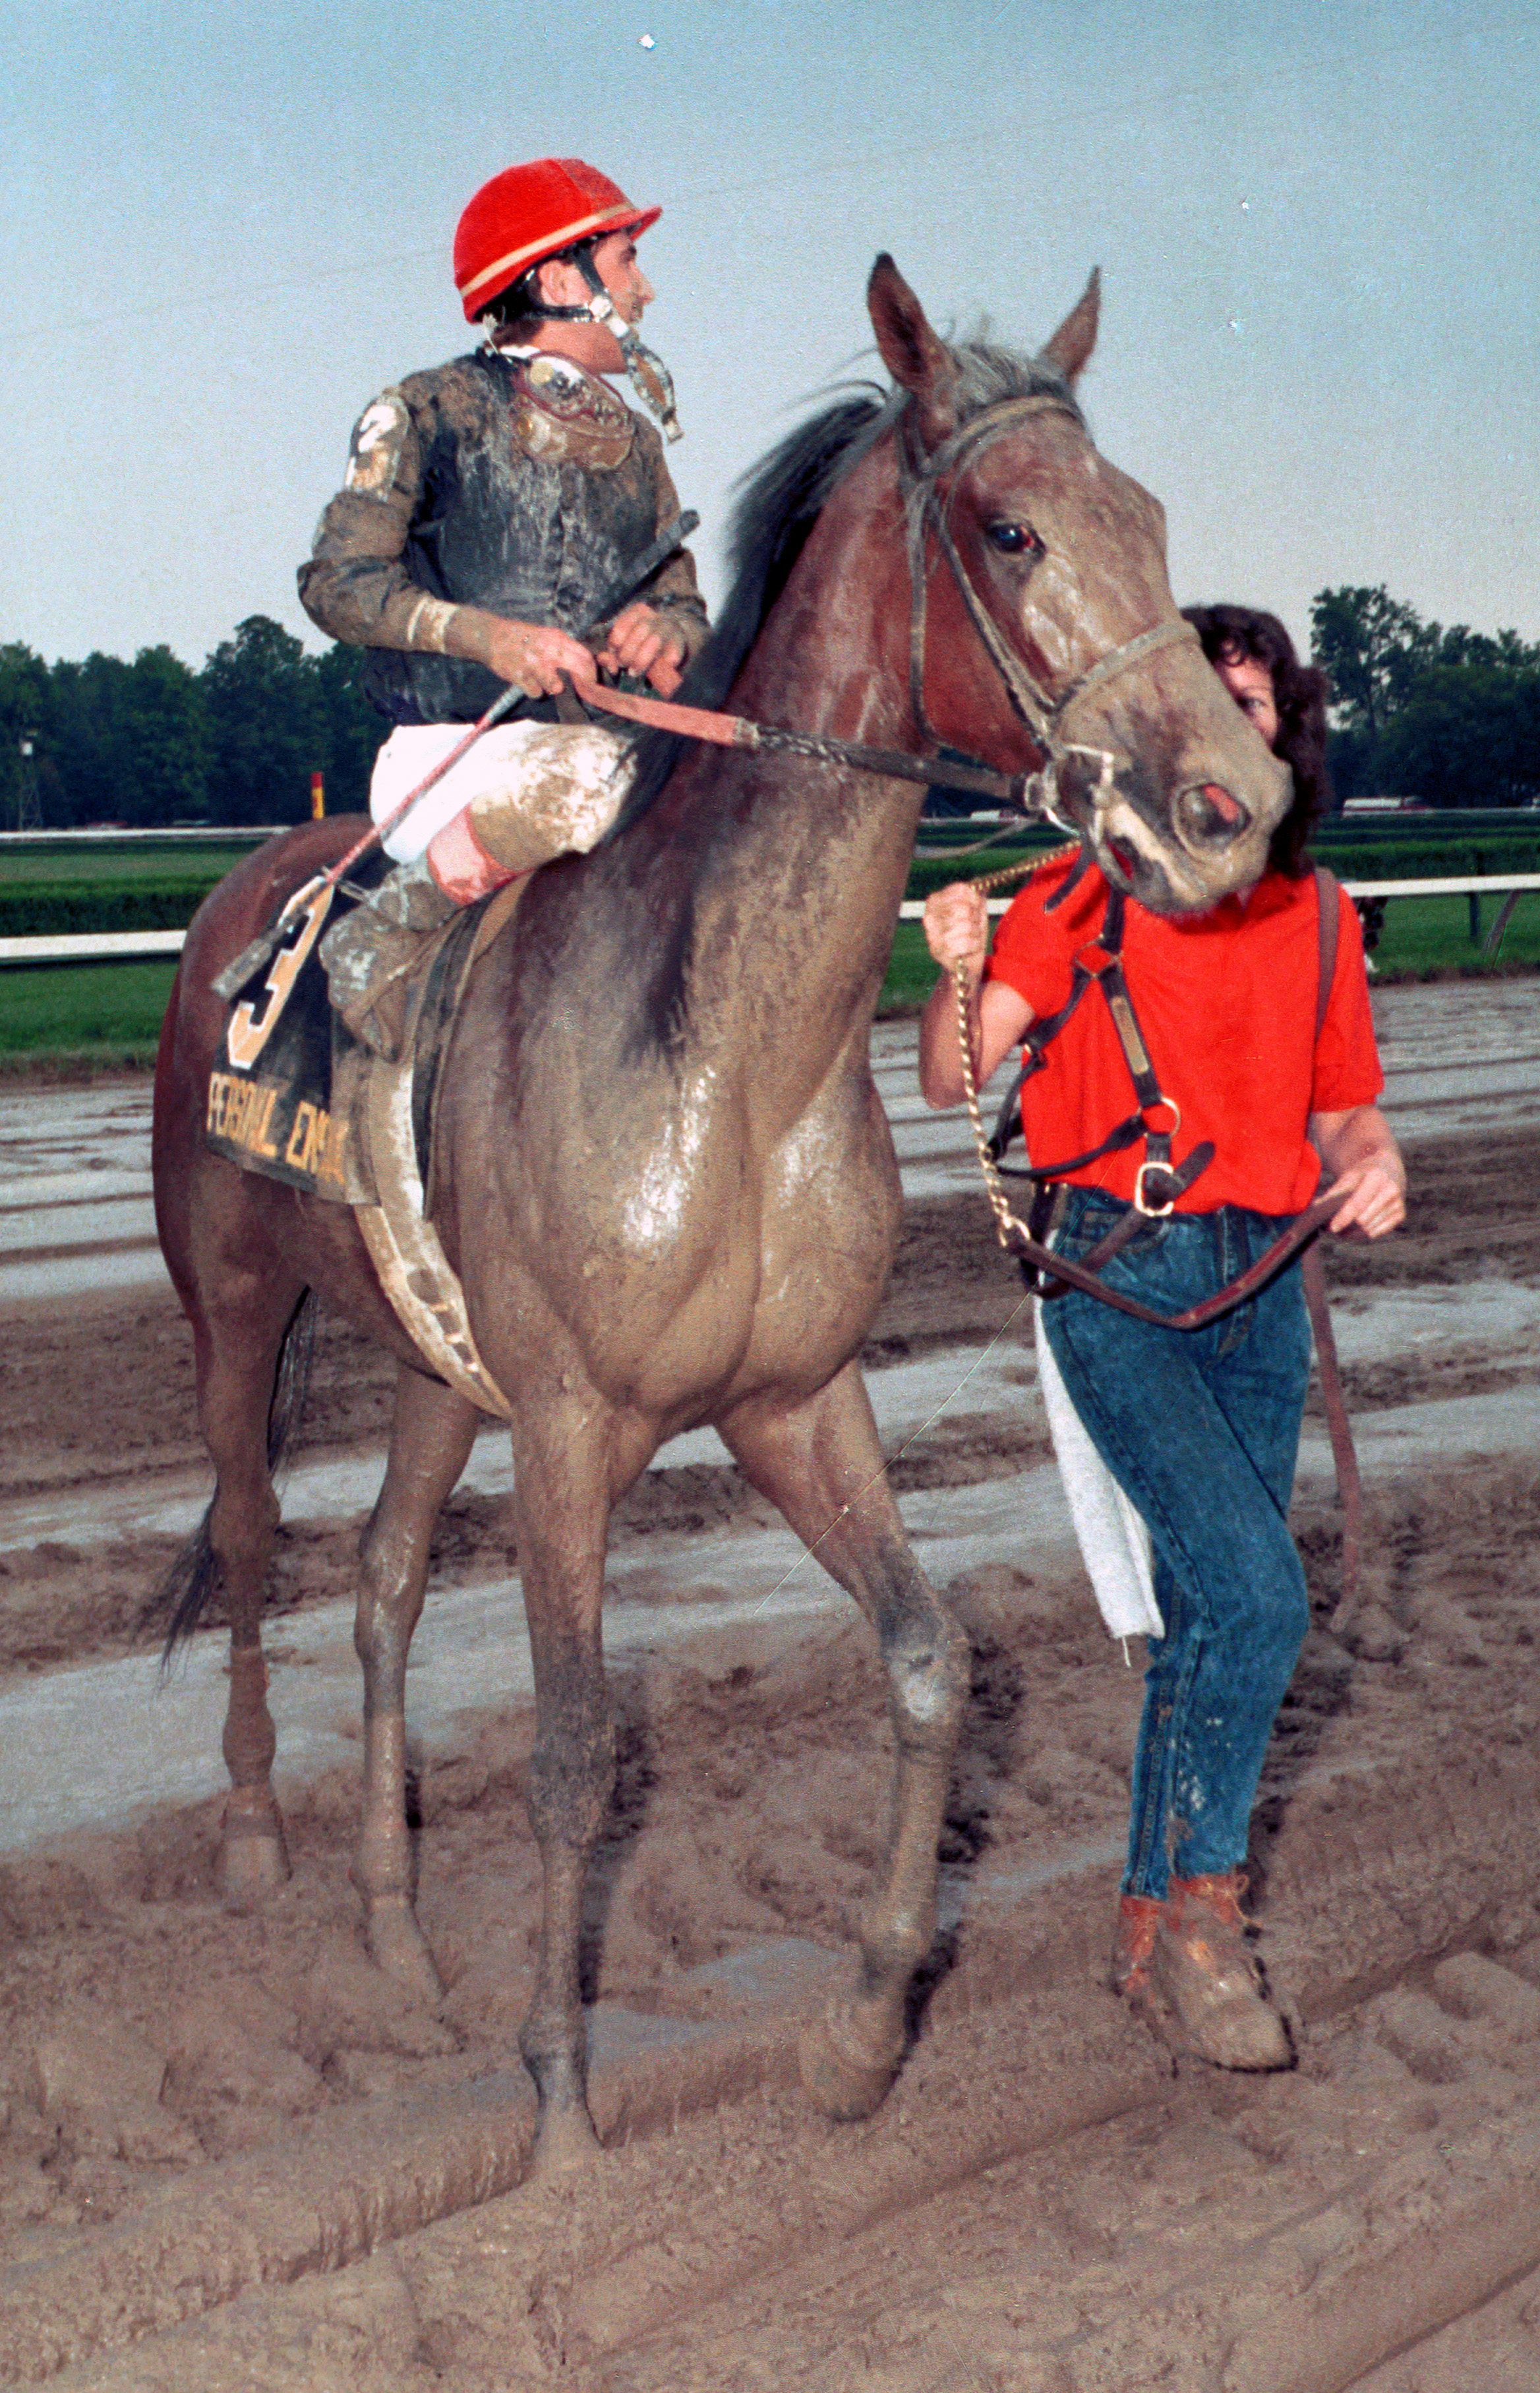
[1175,781,1251,852]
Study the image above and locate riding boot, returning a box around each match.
[319,853,459,1061]
[1151,1870,1294,2071]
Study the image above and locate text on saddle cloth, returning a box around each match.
[204,858,476,1206]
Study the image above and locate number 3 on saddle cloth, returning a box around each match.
[204,854,504,1211]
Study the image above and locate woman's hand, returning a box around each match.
[917,883,1032,1109]
[922,881,991,982]
[1309,1105,1407,1239]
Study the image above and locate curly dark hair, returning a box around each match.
[1182,603,1332,877]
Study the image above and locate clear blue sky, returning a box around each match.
[5,0,1537,670]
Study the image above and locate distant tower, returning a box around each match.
[15,734,42,832]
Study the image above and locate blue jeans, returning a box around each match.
[1040,1187,1312,1901]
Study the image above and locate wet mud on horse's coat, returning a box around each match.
[151,253,1292,2172]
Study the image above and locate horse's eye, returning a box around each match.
[987,521,1043,558]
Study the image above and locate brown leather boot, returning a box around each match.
[1151,1870,1293,2071]
[1110,1893,1165,2003]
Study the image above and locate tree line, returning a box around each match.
[3,585,1537,830]
[1309,585,1540,808]
[0,617,381,831]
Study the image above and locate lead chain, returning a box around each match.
[943,850,1050,1255]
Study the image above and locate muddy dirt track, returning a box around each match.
[4,1004,1540,2390]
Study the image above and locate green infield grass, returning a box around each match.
[0,960,179,1068]
[1353,890,1540,976]
[0,842,259,886]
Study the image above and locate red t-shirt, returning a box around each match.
[982,852,1384,1214]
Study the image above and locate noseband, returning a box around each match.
[897,395,1199,825]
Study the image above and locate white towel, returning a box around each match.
[1034,1300,1164,1641]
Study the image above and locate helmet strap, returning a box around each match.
[571,251,684,443]
[487,243,683,442]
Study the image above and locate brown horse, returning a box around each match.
[152,258,1289,2171]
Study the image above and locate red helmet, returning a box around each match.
[454,158,661,322]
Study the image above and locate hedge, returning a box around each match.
[0,878,223,937]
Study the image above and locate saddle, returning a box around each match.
[205,871,523,1417]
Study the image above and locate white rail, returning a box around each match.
[896,874,1540,922]
[0,930,189,963]
[4,877,1540,967]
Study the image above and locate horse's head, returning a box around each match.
[868,258,1291,917]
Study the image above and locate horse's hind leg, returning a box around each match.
[353,1365,479,2003]
[721,1361,970,2119]
[195,1274,311,1906]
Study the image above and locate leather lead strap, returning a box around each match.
[1301,865,1363,1626]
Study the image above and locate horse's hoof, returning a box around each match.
[798,2001,903,2121]
[532,2105,605,2180]
[365,1895,444,2009]
[218,1822,291,1910]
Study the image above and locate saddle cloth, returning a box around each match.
[205,854,391,1202]
[204,872,523,1417]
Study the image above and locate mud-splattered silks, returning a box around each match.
[299,348,708,726]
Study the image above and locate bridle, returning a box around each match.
[549,390,1205,849]
[894,392,1200,831]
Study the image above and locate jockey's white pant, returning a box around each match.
[369,719,636,867]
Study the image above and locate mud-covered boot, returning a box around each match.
[1110,1892,1165,2007]
[1152,1870,1293,2071]
[318,853,459,1061]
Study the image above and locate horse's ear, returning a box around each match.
[868,253,959,446]
[1039,268,1101,386]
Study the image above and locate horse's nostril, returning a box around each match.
[1200,781,1244,826]
[1177,782,1249,846]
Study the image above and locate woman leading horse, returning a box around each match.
[920,603,1404,2070]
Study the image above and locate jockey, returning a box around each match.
[298,156,709,1053]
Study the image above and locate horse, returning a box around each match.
[151,256,1291,2173]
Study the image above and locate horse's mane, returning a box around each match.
[609,336,1084,836]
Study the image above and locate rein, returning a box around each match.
[235,382,1197,986]
[585,388,1203,837]
[572,680,1033,805]
[224,385,1194,1010]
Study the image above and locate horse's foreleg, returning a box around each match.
[721,1362,970,2119]
[353,1365,480,2004]
[510,1405,616,2174]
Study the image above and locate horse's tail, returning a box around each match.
[149,1289,319,1668]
